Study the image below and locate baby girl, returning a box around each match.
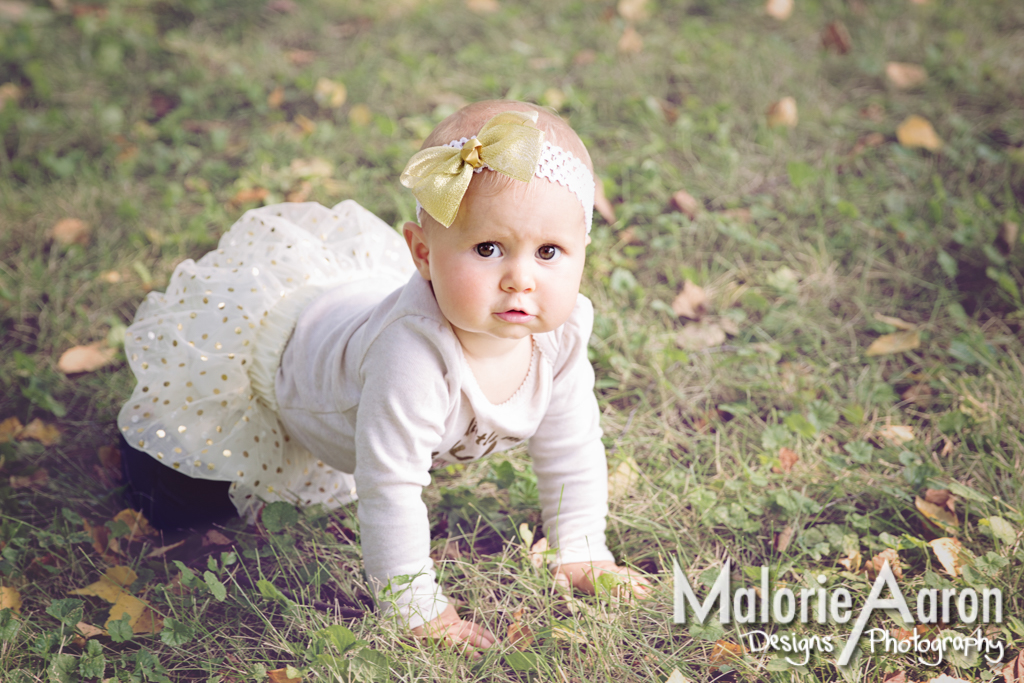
[118,99,648,652]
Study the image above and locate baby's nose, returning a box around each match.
[501,259,536,292]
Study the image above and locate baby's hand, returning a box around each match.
[552,560,652,600]
[411,603,497,658]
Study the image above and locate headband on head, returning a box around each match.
[400,110,595,233]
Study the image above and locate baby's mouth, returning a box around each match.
[495,309,535,323]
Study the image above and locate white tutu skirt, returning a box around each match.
[118,201,416,520]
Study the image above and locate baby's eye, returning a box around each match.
[475,242,502,258]
[537,245,562,261]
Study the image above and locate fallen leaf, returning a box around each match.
[878,425,914,444]
[507,606,535,650]
[541,87,566,111]
[466,0,499,13]
[897,115,942,152]
[675,322,726,350]
[901,384,932,407]
[58,342,117,374]
[230,187,269,206]
[838,548,862,573]
[594,181,615,224]
[348,103,372,127]
[76,622,105,638]
[864,548,902,579]
[608,456,640,499]
[873,312,917,331]
[1002,649,1024,683]
[146,540,185,559]
[97,445,120,471]
[529,537,548,569]
[860,103,884,122]
[290,157,332,179]
[10,468,49,489]
[99,270,122,283]
[665,670,695,683]
[202,530,232,546]
[719,207,752,223]
[0,1,30,21]
[776,525,795,552]
[106,592,161,634]
[670,189,701,219]
[294,114,317,135]
[821,21,852,54]
[998,221,1018,255]
[849,132,886,156]
[112,509,155,541]
[774,447,799,473]
[671,281,707,320]
[710,639,745,664]
[573,49,597,66]
[0,586,21,614]
[267,86,284,109]
[0,416,24,443]
[923,488,952,509]
[16,418,61,446]
[617,26,643,54]
[915,496,958,527]
[286,181,312,203]
[83,520,111,556]
[928,537,963,577]
[927,675,969,683]
[313,77,346,108]
[285,49,315,66]
[518,523,534,549]
[268,668,302,683]
[0,82,23,110]
[71,566,138,602]
[267,0,297,12]
[865,330,920,356]
[766,97,798,128]
[551,623,589,644]
[617,0,647,22]
[50,218,91,247]
[886,62,928,89]
[764,0,792,20]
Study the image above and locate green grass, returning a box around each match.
[1,0,1023,681]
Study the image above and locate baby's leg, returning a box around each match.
[119,435,237,531]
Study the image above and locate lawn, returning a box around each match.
[1,0,1023,681]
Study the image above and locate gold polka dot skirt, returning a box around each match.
[117,200,416,520]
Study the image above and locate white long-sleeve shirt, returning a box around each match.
[275,271,613,627]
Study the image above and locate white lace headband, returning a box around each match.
[415,138,595,234]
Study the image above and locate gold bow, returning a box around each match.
[400,110,545,227]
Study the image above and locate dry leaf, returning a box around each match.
[617,0,647,22]
[10,468,49,489]
[99,270,122,283]
[878,425,914,444]
[50,218,91,247]
[766,97,798,128]
[675,322,726,350]
[1002,649,1024,683]
[290,157,332,179]
[348,103,372,127]
[849,132,886,156]
[594,181,615,224]
[0,586,22,614]
[710,639,746,664]
[915,496,958,527]
[529,537,548,569]
[720,207,752,223]
[58,342,117,374]
[313,77,346,108]
[76,622,105,638]
[671,281,707,320]
[507,606,535,650]
[821,21,852,54]
[897,115,942,151]
[618,26,643,54]
[608,456,640,499]
[665,670,695,683]
[541,87,565,111]
[573,49,597,66]
[0,82,23,110]
[466,0,499,13]
[923,488,952,509]
[97,445,120,470]
[112,509,155,541]
[72,566,138,602]
[774,447,799,473]
[670,189,701,219]
[860,103,884,121]
[107,592,161,634]
[16,418,61,446]
[286,181,312,203]
[764,0,792,20]
[83,519,111,556]
[873,312,917,331]
[864,548,902,579]
[267,86,284,109]
[203,530,232,546]
[998,221,1018,255]
[294,114,317,134]
[838,548,862,573]
[776,525,795,552]
[267,668,302,683]
[928,537,963,577]
[146,540,185,559]
[901,384,932,407]
[285,49,315,66]
[865,330,920,356]
[886,62,928,89]
[230,187,269,206]
[0,1,30,20]
[0,416,24,444]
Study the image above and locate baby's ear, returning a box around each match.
[403,221,432,281]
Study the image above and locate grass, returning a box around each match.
[1,0,1023,681]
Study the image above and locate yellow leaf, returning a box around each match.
[0,416,23,443]
[268,667,302,683]
[348,103,372,127]
[541,87,566,111]
[106,592,161,634]
[865,330,920,356]
[112,509,155,541]
[915,496,958,527]
[617,26,643,54]
[765,0,793,20]
[671,281,707,319]
[0,586,22,614]
[928,537,963,577]
[608,456,639,499]
[710,639,745,664]
[57,342,117,374]
[886,62,928,89]
[617,0,647,22]
[294,114,317,135]
[518,523,534,550]
[313,77,346,109]
[897,115,942,151]
[766,96,798,128]
[71,566,138,602]
[99,270,122,283]
[466,0,499,13]
[873,312,917,331]
[838,548,862,573]
[15,418,61,446]
[878,425,914,444]
[507,606,535,651]
[50,218,91,246]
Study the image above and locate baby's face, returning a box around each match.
[406,177,588,353]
